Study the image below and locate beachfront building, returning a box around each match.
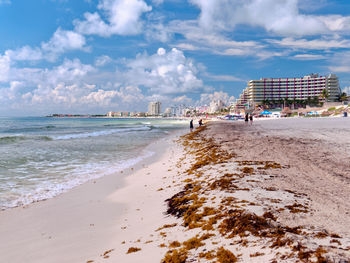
[163,107,174,117]
[148,101,162,116]
[235,73,341,109]
[106,111,134,117]
[209,100,225,113]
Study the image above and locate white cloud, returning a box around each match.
[0,0,11,4]
[168,20,269,57]
[328,66,350,73]
[319,15,350,32]
[292,54,326,60]
[42,28,87,57]
[189,0,350,36]
[5,46,43,61]
[203,72,243,82]
[172,95,193,105]
[95,55,113,66]
[151,0,163,5]
[120,47,205,95]
[343,86,350,95]
[0,49,210,115]
[199,91,235,106]
[74,0,152,36]
[269,37,350,50]
[145,23,172,43]
[0,54,10,82]
[328,51,350,73]
[4,28,87,62]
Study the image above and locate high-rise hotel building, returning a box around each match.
[236,73,341,108]
[148,101,162,115]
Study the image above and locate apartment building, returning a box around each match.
[148,101,162,116]
[235,73,341,108]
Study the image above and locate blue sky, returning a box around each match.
[1,0,350,115]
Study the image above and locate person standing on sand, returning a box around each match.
[190,119,194,131]
[249,114,253,125]
[245,113,249,123]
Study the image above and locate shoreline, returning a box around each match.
[0,128,188,263]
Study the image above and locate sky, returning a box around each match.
[1,0,350,116]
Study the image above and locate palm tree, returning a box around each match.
[306,96,312,107]
[311,96,320,106]
[339,92,348,102]
[283,97,290,108]
[321,89,329,102]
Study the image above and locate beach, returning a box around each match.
[1,117,350,262]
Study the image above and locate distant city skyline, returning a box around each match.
[1,0,350,116]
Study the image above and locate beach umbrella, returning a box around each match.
[259,110,272,115]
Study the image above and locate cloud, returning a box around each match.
[145,23,172,43]
[203,72,243,82]
[0,0,10,4]
[328,66,350,73]
[319,15,350,32]
[172,95,193,105]
[95,55,113,66]
[151,0,163,5]
[328,51,350,73]
[292,54,326,60]
[0,57,147,114]
[198,91,235,106]
[168,20,271,57]
[74,0,152,36]
[41,28,87,59]
[189,0,350,36]
[343,86,350,95]
[0,48,210,115]
[269,37,350,50]
[4,28,87,62]
[119,47,205,95]
[0,54,10,82]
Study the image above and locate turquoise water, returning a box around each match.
[0,117,187,210]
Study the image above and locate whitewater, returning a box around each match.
[0,117,187,210]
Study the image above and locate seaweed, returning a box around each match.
[169,241,181,248]
[285,203,308,213]
[161,249,188,263]
[219,209,271,237]
[126,247,141,254]
[182,236,205,250]
[216,247,238,263]
[250,252,265,257]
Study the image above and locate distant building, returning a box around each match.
[209,100,225,113]
[196,105,209,114]
[106,111,133,117]
[163,107,173,117]
[107,111,116,117]
[148,101,162,116]
[236,73,341,109]
[136,112,147,117]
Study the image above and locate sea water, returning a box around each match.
[0,117,187,210]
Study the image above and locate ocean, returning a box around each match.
[0,117,187,210]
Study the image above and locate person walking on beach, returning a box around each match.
[249,114,253,125]
[245,113,249,123]
[190,119,194,131]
